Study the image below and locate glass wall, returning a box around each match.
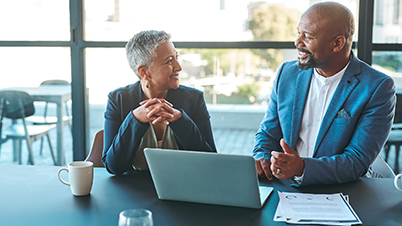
[84,0,308,42]
[372,51,402,88]
[0,0,70,41]
[373,0,402,43]
[85,47,296,105]
[372,0,402,89]
[0,47,72,165]
[84,0,359,157]
[0,0,373,165]
[85,48,294,155]
[0,47,71,87]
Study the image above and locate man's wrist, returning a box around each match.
[253,151,271,160]
[293,158,305,184]
[293,169,305,184]
[296,158,305,177]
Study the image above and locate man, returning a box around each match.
[253,2,396,186]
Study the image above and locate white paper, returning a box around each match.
[274,194,350,223]
[274,192,361,225]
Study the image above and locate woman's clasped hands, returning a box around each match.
[133,98,182,125]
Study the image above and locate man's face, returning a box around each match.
[294,12,335,71]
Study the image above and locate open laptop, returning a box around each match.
[143,148,274,209]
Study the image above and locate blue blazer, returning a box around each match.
[253,52,396,186]
[102,81,217,175]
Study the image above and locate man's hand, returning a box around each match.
[270,139,305,180]
[255,158,273,180]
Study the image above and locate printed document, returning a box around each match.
[274,192,361,225]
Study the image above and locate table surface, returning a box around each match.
[1,85,71,101]
[0,165,401,226]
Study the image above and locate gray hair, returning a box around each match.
[126,30,171,78]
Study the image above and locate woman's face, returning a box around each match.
[148,40,182,90]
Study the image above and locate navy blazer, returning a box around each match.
[253,52,396,186]
[103,81,217,175]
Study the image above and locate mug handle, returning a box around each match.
[57,167,70,186]
[394,174,402,192]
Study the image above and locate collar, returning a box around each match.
[314,60,351,85]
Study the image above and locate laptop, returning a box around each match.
[143,148,274,209]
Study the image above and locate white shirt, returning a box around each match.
[297,63,350,158]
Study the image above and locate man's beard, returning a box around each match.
[297,48,319,70]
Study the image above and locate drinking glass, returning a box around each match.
[118,209,153,226]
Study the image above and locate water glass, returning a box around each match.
[118,208,153,226]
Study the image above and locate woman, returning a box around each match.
[102,30,217,175]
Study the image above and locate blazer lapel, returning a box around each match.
[313,54,361,155]
[290,69,313,149]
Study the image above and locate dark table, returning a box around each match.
[0,165,401,226]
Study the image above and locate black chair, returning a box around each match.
[26,80,72,155]
[383,93,402,174]
[0,90,56,165]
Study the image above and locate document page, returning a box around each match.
[275,192,361,225]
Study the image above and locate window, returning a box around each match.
[374,0,384,26]
[0,0,70,41]
[373,0,402,43]
[84,0,315,42]
[0,47,72,165]
[394,0,400,25]
[372,51,402,88]
[2,0,378,164]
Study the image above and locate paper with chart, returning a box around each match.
[274,192,361,225]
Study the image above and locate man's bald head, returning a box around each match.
[304,1,355,49]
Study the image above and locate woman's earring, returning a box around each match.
[145,80,150,88]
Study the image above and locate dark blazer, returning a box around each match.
[253,51,396,186]
[102,81,216,175]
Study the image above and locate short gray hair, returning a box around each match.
[126,30,171,78]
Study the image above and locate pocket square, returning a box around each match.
[336,108,350,118]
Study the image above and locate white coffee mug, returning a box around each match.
[395,174,402,192]
[57,161,93,196]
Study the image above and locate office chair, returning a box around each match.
[26,80,72,155]
[0,90,56,165]
[383,93,402,174]
[85,130,105,167]
[367,155,395,178]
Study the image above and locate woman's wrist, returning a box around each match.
[132,107,147,123]
[170,109,182,122]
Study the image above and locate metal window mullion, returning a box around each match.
[358,0,374,65]
[70,0,89,161]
